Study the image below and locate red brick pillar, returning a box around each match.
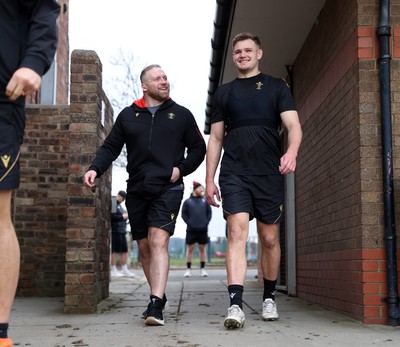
[65,50,113,313]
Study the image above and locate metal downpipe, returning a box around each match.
[376,0,400,326]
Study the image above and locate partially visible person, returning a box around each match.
[111,190,136,277]
[0,1,60,346]
[83,64,206,326]
[206,32,302,329]
[182,181,212,278]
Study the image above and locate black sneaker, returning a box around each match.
[144,299,164,326]
[141,301,151,319]
[142,295,168,319]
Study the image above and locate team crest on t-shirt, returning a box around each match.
[256,81,263,90]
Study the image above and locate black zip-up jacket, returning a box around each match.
[111,202,127,234]
[0,0,60,106]
[89,98,206,196]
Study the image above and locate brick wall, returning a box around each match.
[64,50,113,313]
[293,0,400,324]
[15,105,70,296]
[15,50,113,314]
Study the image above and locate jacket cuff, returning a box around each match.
[177,164,185,177]
[88,166,101,177]
[20,55,50,77]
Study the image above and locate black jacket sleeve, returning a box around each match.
[19,0,60,76]
[177,114,206,177]
[181,199,189,224]
[206,203,212,224]
[88,112,126,177]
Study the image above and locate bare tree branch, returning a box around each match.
[104,49,144,168]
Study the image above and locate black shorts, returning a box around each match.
[219,174,284,224]
[186,229,209,245]
[111,232,128,253]
[125,187,184,240]
[0,103,24,190]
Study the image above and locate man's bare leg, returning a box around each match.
[257,221,280,320]
[0,190,20,326]
[226,213,249,286]
[223,213,249,328]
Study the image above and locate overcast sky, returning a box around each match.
[69,0,258,239]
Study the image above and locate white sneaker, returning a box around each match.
[224,305,245,329]
[111,270,123,277]
[121,269,136,277]
[262,298,279,320]
[200,269,208,277]
[184,269,191,277]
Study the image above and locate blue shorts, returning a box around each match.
[125,186,184,240]
[219,174,284,224]
[0,103,24,190]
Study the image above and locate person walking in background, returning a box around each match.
[182,181,212,278]
[0,2,60,346]
[206,32,302,329]
[111,190,136,277]
[83,64,206,326]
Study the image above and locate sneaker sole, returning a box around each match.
[145,316,165,326]
[262,315,279,321]
[224,317,245,329]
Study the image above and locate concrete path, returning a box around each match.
[9,268,399,346]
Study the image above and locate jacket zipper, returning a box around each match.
[148,112,155,152]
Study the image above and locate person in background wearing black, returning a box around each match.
[182,181,212,278]
[206,32,302,329]
[0,1,60,346]
[111,190,136,277]
[83,64,206,326]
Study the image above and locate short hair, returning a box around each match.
[232,32,261,49]
[140,64,162,83]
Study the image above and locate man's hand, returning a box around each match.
[279,152,297,174]
[170,167,181,183]
[206,181,221,208]
[6,67,42,101]
[83,170,97,188]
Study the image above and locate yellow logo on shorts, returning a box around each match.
[1,155,10,168]
[171,213,175,220]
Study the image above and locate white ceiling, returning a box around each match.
[221,0,326,82]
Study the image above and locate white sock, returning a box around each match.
[121,264,128,272]
[111,265,118,272]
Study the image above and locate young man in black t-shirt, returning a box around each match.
[206,32,302,329]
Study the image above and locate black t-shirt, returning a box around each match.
[211,73,296,175]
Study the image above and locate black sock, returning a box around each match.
[186,262,192,269]
[163,293,167,304]
[263,278,277,301]
[0,323,8,338]
[200,261,205,269]
[228,285,244,309]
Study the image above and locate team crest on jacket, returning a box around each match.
[256,81,263,90]
[136,113,140,117]
[168,113,175,119]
